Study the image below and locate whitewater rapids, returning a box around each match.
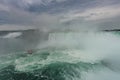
[0,31,120,80]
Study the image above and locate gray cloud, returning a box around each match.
[0,0,120,31]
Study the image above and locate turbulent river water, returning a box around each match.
[0,31,120,80]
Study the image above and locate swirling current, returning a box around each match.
[0,31,120,80]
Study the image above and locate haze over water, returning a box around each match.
[0,0,120,80]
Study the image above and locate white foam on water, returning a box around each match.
[14,32,120,72]
[2,32,22,38]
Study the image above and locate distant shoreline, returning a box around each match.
[103,29,120,32]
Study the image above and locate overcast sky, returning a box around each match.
[0,0,120,31]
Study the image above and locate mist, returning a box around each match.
[0,0,120,80]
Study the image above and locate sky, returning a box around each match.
[0,0,120,31]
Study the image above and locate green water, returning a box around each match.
[0,50,103,80]
[0,31,120,80]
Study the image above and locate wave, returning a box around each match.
[0,51,103,80]
[2,32,22,38]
